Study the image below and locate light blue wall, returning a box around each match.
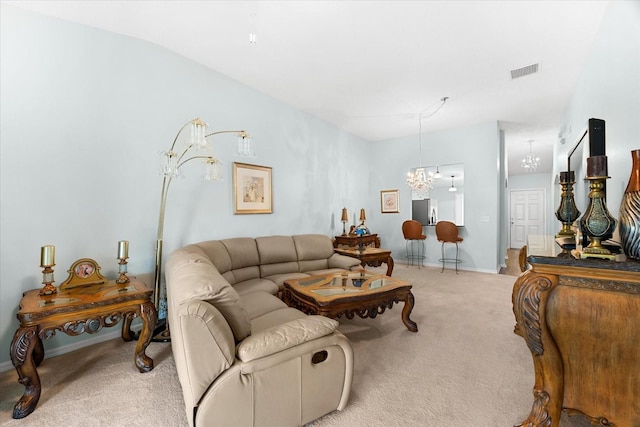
[554,1,640,236]
[0,5,371,367]
[369,122,502,273]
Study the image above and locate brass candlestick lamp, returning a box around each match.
[39,245,56,296]
[579,156,617,259]
[116,240,130,285]
[555,171,580,237]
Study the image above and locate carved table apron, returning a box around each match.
[10,279,157,419]
[512,261,640,427]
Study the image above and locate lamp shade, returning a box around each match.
[360,208,366,221]
[341,208,349,222]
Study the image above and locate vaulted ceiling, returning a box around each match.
[6,0,611,175]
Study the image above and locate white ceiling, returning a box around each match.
[6,0,611,175]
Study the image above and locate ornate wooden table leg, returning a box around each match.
[121,312,135,342]
[134,300,157,373]
[512,270,563,427]
[10,326,42,419]
[401,291,418,332]
[33,335,44,367]
[385,255,394,276]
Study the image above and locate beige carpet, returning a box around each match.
[0,265,593,427]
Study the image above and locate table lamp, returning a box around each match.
[341,208,349,236]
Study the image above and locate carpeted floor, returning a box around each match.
[0,264,593,427]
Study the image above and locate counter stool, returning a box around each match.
[435,221,463,273]
[402,220,426,268]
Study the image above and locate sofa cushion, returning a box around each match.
[256,236,300,278]
[166,257,252,341]
[193,240,232,275]
[251,307,306,332]
[293,234,334,272]
[240,291,288,320]
[222,238,261,269]
[233,278,279,296]
[263,272,310,289]
[236,316,339,362]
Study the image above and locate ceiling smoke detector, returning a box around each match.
[511,63,539,79]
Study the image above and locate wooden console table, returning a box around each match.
[333,233,380,248]
[512,238,640,427]
[10,278,157,419]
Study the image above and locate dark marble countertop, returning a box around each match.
[527,235,640,273]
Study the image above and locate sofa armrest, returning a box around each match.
[236,316,339,362]
[328,253,362,270]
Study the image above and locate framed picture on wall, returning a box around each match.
[233,162,273,214]
[380,189,399,213]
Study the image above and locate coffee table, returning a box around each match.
[282,272,417,332]
[334,247,394,276]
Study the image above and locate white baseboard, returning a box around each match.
[397,259,500,274]
[0,330,121,373]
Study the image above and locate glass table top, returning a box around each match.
[287,272,407,298]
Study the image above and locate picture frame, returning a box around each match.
[233,162,273,214]
[59,258,107,290]
[380,189,399,213]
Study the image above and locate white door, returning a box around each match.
[510,189,545,249]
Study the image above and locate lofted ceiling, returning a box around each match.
[6,0,611,175]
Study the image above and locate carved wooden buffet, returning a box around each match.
[512,239,640,427]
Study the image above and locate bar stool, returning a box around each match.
[435,221,463,273]
[402,220,426,267]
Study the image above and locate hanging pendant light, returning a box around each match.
[449,175,457,192]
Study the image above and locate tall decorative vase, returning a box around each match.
[619,149,640,259]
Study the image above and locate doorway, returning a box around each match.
[509,189,545,249]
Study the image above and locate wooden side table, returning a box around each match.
[10,278,157,419]
[333,234,380,248]
[334,247,394,276]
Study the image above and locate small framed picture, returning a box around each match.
[233,162,273,214]
[380,189,399,213]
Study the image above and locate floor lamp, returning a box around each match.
[153,118,252,342]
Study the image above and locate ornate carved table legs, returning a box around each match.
[400,291,418,332]
[10,299,157,418]
[131,300,157,372]
[10,326,43,419]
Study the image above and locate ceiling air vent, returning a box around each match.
[511,63,539,79]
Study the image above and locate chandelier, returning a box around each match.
[521,140,540,172]
[406,97,448,197]
[406,167,434,198]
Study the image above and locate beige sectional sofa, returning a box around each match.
[165,234,360,427]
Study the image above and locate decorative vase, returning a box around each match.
[619,149,640,259]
